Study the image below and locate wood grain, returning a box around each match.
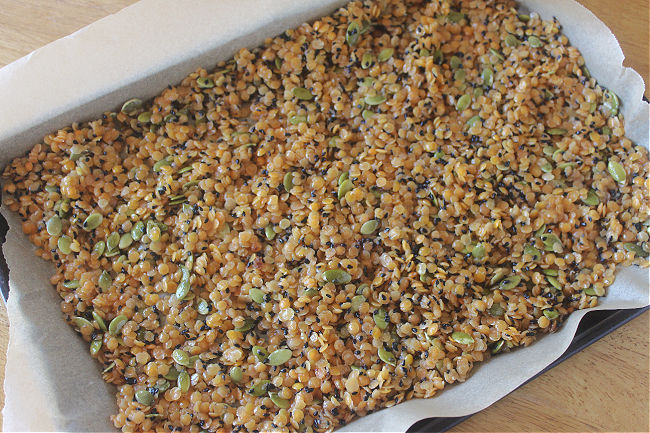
[0,0,647,431]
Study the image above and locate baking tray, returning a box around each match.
[0,207,646,432]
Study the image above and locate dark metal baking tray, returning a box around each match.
[0,204,646,433]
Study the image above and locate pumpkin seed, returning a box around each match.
[518,13,530,22]
[535,224,547,237]
[542,269,558,276]
[546,275,562,291]
[163,366,180,381]
[172,349,190,366]
[602,126,612,136]
[250,288,265,304]
[121,98,143,114]
[250,379,271,396]
[346,21,361,46]
[177,370,190,393]
[488,303,504,317]
[546,128,567,135]
[196,298,209,315]
[543,309,559,320]
[465,115,482,130]
[119,233,133,249]
[360,219,379,235]
[603,90,620,116]
[58,235,72,254]
[197,76,214,89]
[584,287,599,296]
[91,311,107,331]
[156,379,170,393]
[137,111,151,123]
[293,87,314,101]
[135,389,154,406]
[108,314,128,336]
[350,295,365,312]
[540,159,553,173]
[528,35,543,48]
[130,221,145,241]
[106,232,120,251]
[90,339,102,356]
[504,34,520,48]
[454,69,466,82]
[46,215,62,236]
[432,49,444,64]
[378,347,396,366]
[234,318,255,333]
[581,189,600,206]
[362,109,375,121]
[283,172,294,192]
[229,366,243,383]
[447,11,465,22]
[264,224,276,241]
[489,268,509,286]
[338,179,354,200]
[471,243,486,260]
[252,346,269,362]
[373,308,388,330]
[498,275,522,291]
[456,94,471,112]
[176,280,191,300]
[269,392,291,408]
[451,331,474,345]
[540,233,563,253]
[624,243,648,258]
[361,52,374,69]
[607,160,626,184]
[268,348,292,366]
[482,67,494,87]
[449,56,462,69]
[153,157,171,172]
[378,48,394,62]
[323,269,351,285]
[491,339,506,354]
[102,361,115,373]
[364,94,386,106]
[63,279,79,289]
[489,48,504,62]
[523,245,541,261]
[74,316,93,329]
[98,270,112,292]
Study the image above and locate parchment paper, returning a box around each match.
[0,0,648,431]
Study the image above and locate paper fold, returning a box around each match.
[0,0,648,431]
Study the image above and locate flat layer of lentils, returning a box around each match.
[3,0,649,431]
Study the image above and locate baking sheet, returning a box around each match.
[0,0,648,431]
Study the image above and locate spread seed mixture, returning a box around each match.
[2,0,649,431]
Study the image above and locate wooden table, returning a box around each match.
[0,1,647,431]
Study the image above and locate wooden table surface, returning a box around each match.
[0,1,647,431]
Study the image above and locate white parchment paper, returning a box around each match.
[0,0,647,431]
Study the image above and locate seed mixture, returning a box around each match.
[2,0,649,431]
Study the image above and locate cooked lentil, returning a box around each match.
[2,0,649,432]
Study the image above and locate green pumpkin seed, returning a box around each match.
[252,346,268,362]
[197,76,214,89]
[624,243,648,258]
[229,366,243,383]
[456,94,471,112]
[323,269,351,285]
[269,392,291,408]
[293,87,314,101]
[98,271,112,292]
[130,221,145,241]
[63,279,79,289]
[465,115,482,130]
[361,52,374,69]
[58,235,72,254]
[498,275,522,291]
[360,219,379,235]
[471,243,486,260]
[540,233,563,253]
[546,128,567,136]
[108,314,128,336]
[546,275,562,291]
[102,361,115,374]
[378,48,394,62]
[163,366,180,381]
[528,35,543,48]
[92,311,107,331]
[250,379,271,396]
[338,179,354,200]
[449,56,462,69]
[234,317,255,333]
[451,331,474,345]
[106,232,120,251]
[603,90,619,116]
[249,288,266,304]
[602,126,612,136]
[488,303,504,317]
[338,171,349,185]
[74,316,93,329]
[283,172,294,192]
[197,298,210,315]
[177,370,190,393]
[489,268,509,286]
[378,347,396,366]
[454,69,466,82]
[135,389,154,406]
[268,348,292,366]
[364,94,386,106]
[504,34,520,48]
[264,224,276,241]
[350,295,365,312]
[607,160,626,184]
[172,349,190,366]
[584,287,599,296]
[518,13,530,22]
[447,11,464,23]
[481,67,494,87]
[118,233,132,250]
[187,355,200,367]
[156,379,170,393]
[373,308,388,330]
[432,49,444,64]
[543,309,559,320]
[473,87,484,99]
[489,48,504,62]
[540,159,553,173]
[542,269,558,276]
[302,288,319,297]
[137,111,152,123]
[93,240,106,256]
[523,245,541,261]
[491,339,506,354]
[535,224,547,237]
[581,189,600,206]
[121,98,143,114]
[346,21,361,46]
[46,215,62,236]
[44,184,58,193]
[362,109,375,121]
[153,157,171,172]
[176,280,191,300]
[558,162,576,170]
[90,339,103,356]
